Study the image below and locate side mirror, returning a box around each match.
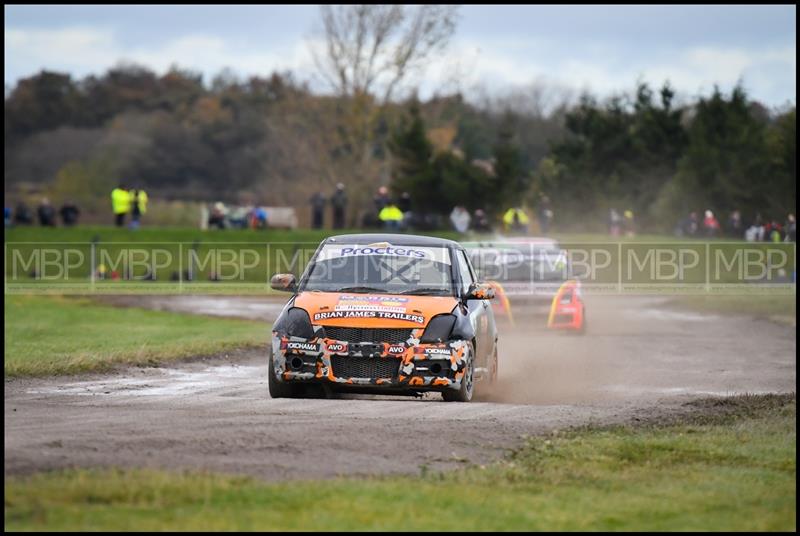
[270,273,297,292]
[464,281,495,300]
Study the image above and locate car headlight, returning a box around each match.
[420,314,456,343]
[274,307,315,339]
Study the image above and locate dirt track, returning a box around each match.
[4,294,796,481]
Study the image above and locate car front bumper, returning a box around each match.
[271,333,469,391]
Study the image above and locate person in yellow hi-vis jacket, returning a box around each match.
[130,189,149,229]
[111,184,131,227]
[502,206,529,234]
[378,202,404,230]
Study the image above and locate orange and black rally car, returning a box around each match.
[268,234,499,402]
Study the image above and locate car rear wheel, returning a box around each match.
[268,347,300,399]
[576,307,587,335]
[442,342,474,402]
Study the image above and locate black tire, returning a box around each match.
[577,307,587,335]
[442,342,475,402]
[267,346,300,399]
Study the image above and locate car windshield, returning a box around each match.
[302,243,454,295]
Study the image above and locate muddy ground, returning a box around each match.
[5,294,796,481]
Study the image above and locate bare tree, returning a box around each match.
[311,5,459,104]
[306,5,459,221]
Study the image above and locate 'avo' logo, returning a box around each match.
[327,343,348,353]
[387,345,405,354]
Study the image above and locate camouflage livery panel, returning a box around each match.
[272,327,469,391]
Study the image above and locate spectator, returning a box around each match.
[752,213,766,241]
[702,209,720,237]
[229,205,251,229]
[726,209,742,238]
[768,220,783,243]
[331,183,347,229]
[37,198,56,227]
[536,195,553,234]
[608,208,622,236]
[785,214,796,242]
[309,191,326,229]
[59,201,80,226]
[449,205,471,234]
[503,207,529,234]
[623,209,635,237]
[744,223,760,242]
[472,209,491,233]
[209,202,228,229]
[4,206,11,228]
[137,189,148,224]
[675,211,699,237]
[253,206,268,229]
[130,189,142,230]
[378,202,404,231]
[373,186,391,216]
[111,184,130,227]
[14,202,33,225]
[397,192,413,231]
[398,191,412,214]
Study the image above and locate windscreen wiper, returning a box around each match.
[399,288,451,296]
[335,286,385,294]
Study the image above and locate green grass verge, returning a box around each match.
[3,225,461,245]
[669,293,796,324]
[4,295,268,376]
[5,394,795,531]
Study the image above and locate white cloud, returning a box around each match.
[420,37,796,106]
[4,26,317,84]
[4,25,796,107]
[5,26,119,77]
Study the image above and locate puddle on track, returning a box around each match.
[27,364,263,397]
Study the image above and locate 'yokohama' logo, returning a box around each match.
[287,342,320,352]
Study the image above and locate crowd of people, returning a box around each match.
[309,183,348,230]
[4,198,81,228]
[674,209,795,242]
[111,184,149,229]
[203,202,269,230]
[306,185,561,235]
[5,183,795,244]
[608,208,637,237]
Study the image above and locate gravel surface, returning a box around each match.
[5,294,795,481]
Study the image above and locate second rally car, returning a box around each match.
[268,234,499,402]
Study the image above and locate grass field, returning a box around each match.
[4,394,795,531]
[4,295,268,376]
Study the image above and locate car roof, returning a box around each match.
[465,236,560,250]
[324,233,462,248]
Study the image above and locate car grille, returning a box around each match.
[321,326,413,344]
[330,355,399,379]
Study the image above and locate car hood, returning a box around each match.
[294,291,457,328]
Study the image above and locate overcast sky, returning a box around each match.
[4,4,796,107]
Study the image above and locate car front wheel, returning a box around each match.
[442,342,475,402]
[267,346,300,399]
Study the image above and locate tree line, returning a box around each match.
[5,64,795,232]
